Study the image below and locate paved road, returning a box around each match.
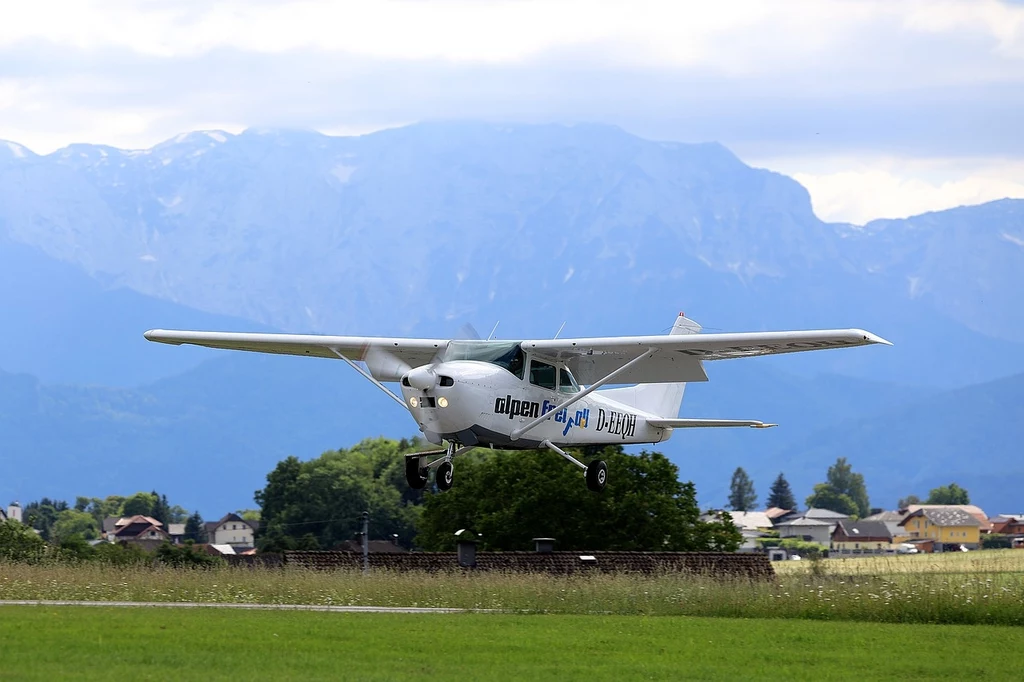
[0,600,479,614]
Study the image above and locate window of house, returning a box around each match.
[529,359,556,390]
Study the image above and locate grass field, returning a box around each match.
[775,549,1024,576]
[1,605,1022,681]
[2,551,1023,625]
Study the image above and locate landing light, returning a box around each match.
[409,396,419,408]
[438,397,449,408]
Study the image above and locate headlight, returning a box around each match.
[409,396,419,408]
[437,397,449,408]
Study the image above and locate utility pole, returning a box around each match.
[361,511,369,574]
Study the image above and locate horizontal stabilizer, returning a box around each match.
[647,418,777,429]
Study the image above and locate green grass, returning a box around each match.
[0,606,1021,681]
[2,560,1024,625]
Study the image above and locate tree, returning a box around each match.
[121,492,158,518]
[149,492,171,525]
[184,512,207,543]
[0,519,46,562]
[825,458,870,517]
[23,498,69,540]
[416,445,741,552]
[255,438,427,550]
[897,494,921,509]
[926,483,970,505]
[767,472,796,510]
[805,483,859,517]
[728,467,757,511]
[50,510,100,543]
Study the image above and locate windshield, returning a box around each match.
[443,341,525,379]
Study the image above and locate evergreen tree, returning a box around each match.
[811,456,868,516]
[184,512,207,543]
[766,472,796,510]
[728,467,757,511]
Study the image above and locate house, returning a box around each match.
[764,507,792,523]
[204,513,258,548]
[898,507,981,549]
[111,515,170,551]
[831,520,900,553]
[167,523,186,544]
[905,504,990,533]
[726,511,774,532]
[103,515,164,542]
[775,517,833,546]
[990,515,1024,536]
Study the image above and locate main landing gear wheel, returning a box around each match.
[585,460,607,492]
[436,460,455,492]
[405,456,428,490]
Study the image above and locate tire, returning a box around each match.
[405,456,428,489]
[585,460,607,492]
[436,461,455,492]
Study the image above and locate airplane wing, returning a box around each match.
[143,330,446,381]
[524,328,890,385]
[647,418,777,429]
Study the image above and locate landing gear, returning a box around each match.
[403,444,474,492]
[405,454,429,489]
[585,460,607,492]
[540,439,608,493]
[436,461,454,491]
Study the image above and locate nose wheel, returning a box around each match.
[436,461,454,491]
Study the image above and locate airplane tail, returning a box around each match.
[598,313,701,418]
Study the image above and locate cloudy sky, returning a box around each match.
[1,0,1022,223]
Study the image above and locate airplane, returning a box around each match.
[144,313,890,493]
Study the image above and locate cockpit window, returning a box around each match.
[443,341,525,379]
[558,367,580,393]
[529,359,557,390]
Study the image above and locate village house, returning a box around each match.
[108,515,170,551]
[775,517,833,546]
[831,520,903,554]
[204,513,258,548]
[989,515,1024,536]
[898,507,981,550]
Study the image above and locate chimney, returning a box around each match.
[533,537,555,554]
[7,502,22,524]
[454,528,478,568]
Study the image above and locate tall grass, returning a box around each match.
[2,559,1022,625]
[775,549,1024,576]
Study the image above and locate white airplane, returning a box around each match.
[145,314,890,493]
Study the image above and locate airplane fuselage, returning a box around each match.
[398,359,669,449]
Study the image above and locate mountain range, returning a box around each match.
[1,123,1021,516]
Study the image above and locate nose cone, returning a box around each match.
[404,366,436,390]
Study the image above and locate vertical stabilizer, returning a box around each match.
[599,313,701,418]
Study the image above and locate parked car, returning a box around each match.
[896,543,919,554]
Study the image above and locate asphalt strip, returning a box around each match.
[0,600,481,614]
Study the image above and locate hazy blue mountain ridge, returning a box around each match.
[1,122,1022,515]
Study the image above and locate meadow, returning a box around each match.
[2,549,1023,625]
[1,606,1022,681]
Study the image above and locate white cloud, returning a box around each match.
[757,155,1024,223]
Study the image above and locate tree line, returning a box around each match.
[20,491,209,544]
[255,437,742,553]
[727,458,972,518]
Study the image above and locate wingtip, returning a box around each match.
[855,329,893,346]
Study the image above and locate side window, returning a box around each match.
[529,359,556,390]
[558,367,580,393]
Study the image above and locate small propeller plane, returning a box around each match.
[145,314,890,493]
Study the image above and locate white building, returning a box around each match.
[205,513,257,547]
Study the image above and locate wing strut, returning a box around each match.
[330,348,409,410]
[509,348,657,441]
